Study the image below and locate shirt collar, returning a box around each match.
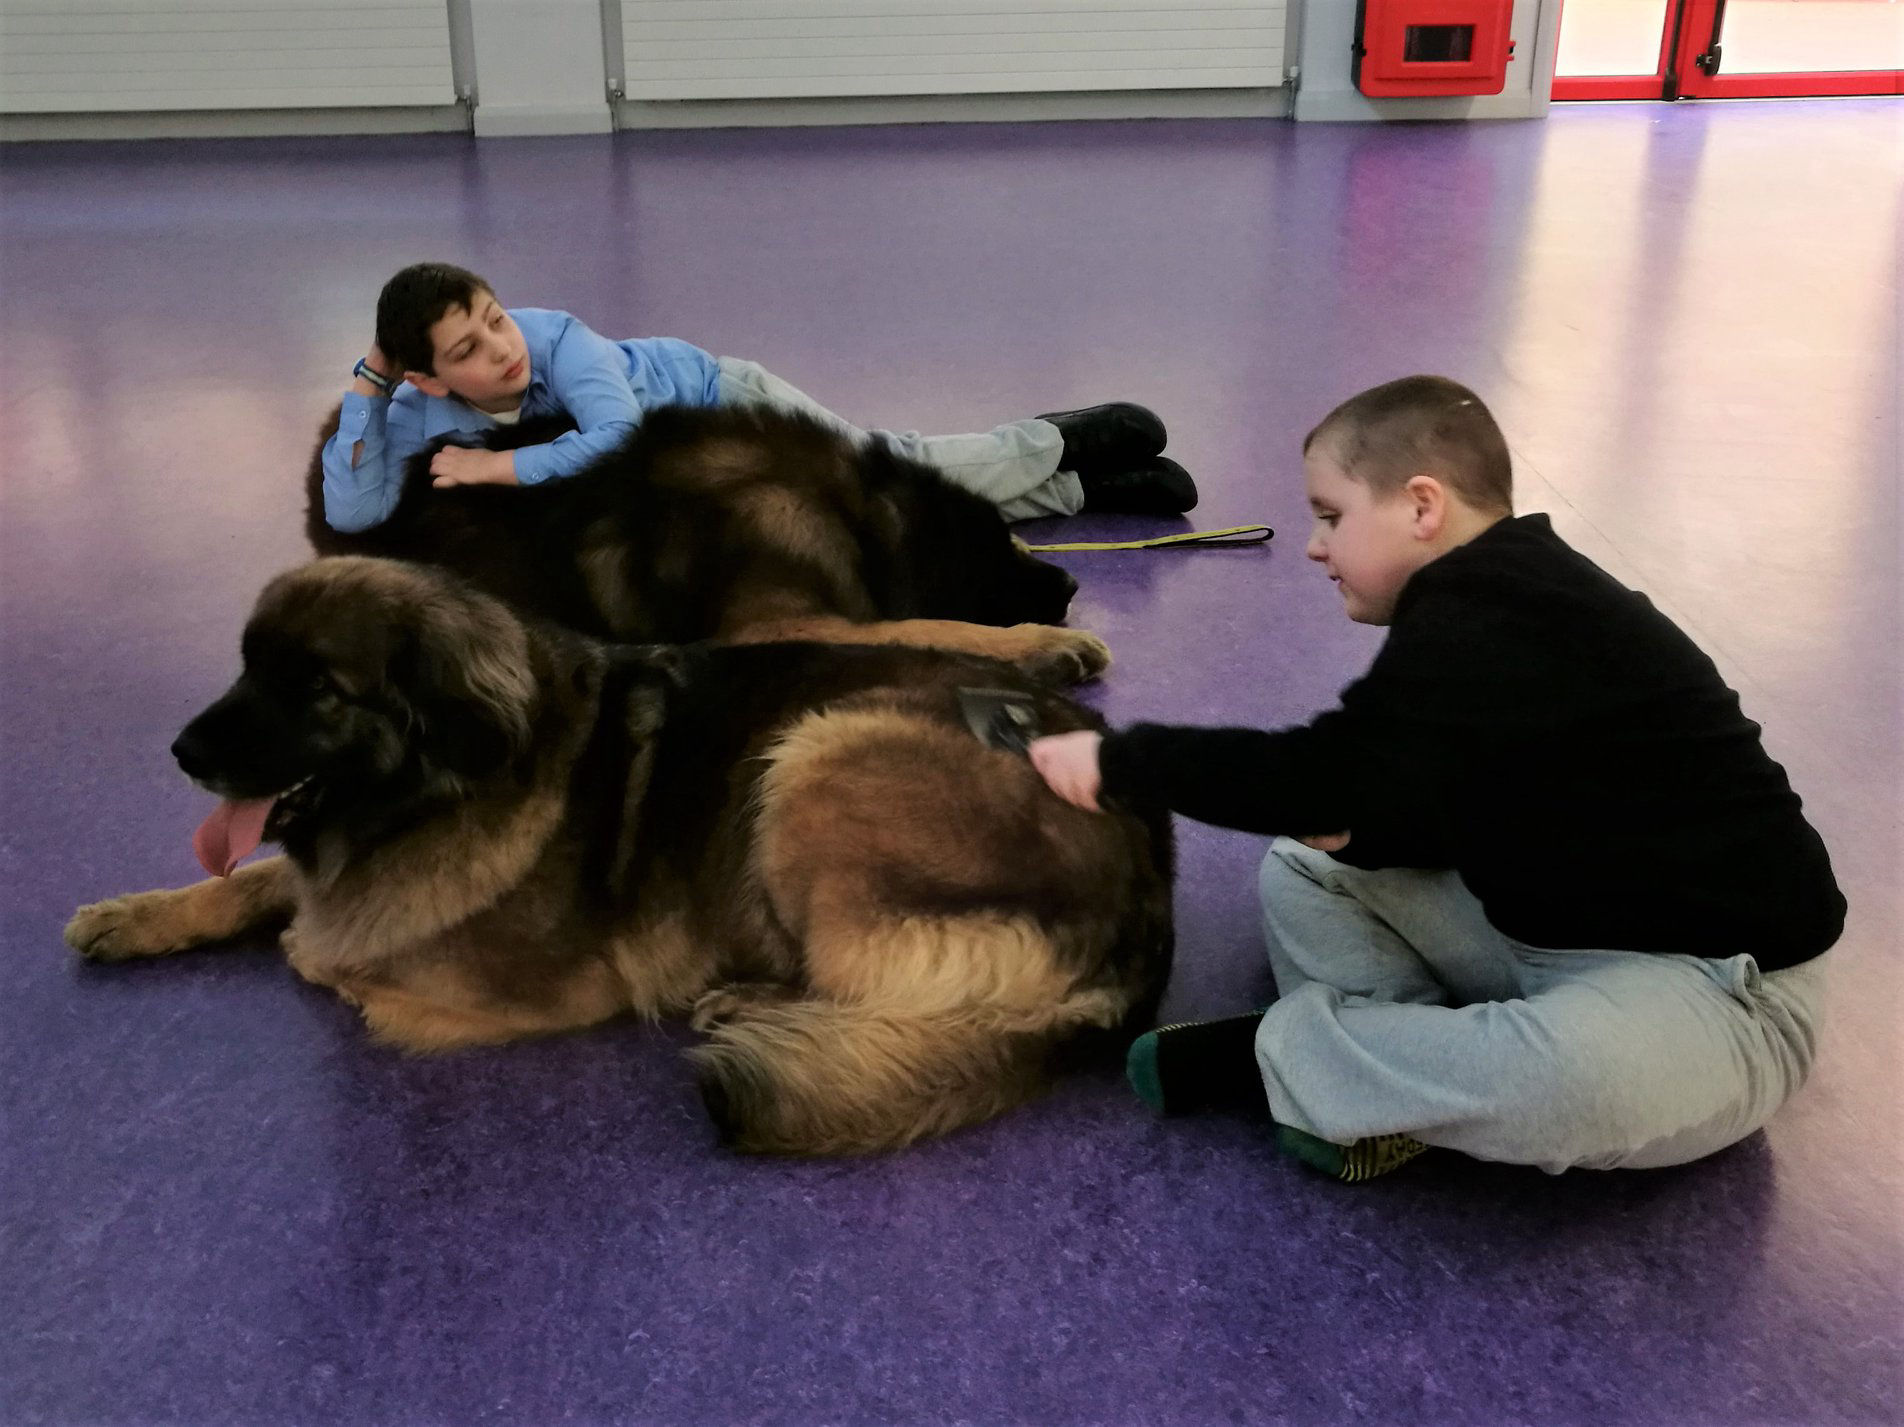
[419,393,496,440]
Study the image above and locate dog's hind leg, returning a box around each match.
[726,616,1111,685]
[66,856,296,963]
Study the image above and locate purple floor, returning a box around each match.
[3,102,1898,1427]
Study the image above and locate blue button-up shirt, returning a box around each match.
[320,307,721,533]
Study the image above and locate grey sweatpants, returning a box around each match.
[715,356,1084,522]
[1255,839,1829,1173]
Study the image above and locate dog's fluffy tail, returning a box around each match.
[690,993,1113,1155]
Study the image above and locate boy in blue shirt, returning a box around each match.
[1030,376,1843,1182]
[322,262,1196,534]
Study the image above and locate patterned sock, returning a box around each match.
[1275,1125,1432,1183]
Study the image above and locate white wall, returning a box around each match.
[1293,0,1560,120]
[0,0,459,122]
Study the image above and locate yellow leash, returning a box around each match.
[1025,523,1273,553]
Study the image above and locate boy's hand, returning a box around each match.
[349,342,400,400]
[1298,831,1352,852]
[1028,730,1105,812]
[430,447,518,488]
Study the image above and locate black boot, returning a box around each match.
[1038,402,1167,474]
[1078,457,1199,516]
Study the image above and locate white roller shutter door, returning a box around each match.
[619,1,1287,100]
[0,0,456,113]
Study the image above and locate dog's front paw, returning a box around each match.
[64,892,191,962]
[281,923,326,984]
[1013,626,1113,686]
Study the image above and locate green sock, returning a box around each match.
[1126,1018,1430,1183]
[1125,1032,1168,1114]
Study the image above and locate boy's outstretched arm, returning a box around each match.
[505,320,642,486]
[1030,716,1358,846]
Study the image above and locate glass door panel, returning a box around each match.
[1556,0,1676,73]
[1674,0,1903,93]
[1711,0,1904,73]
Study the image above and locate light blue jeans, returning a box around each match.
[1256,839,1830,1173]
[715,356,1084,522]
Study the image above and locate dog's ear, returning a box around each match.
[395,595,537,783]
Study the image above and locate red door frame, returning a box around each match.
[1552,0,1904,99]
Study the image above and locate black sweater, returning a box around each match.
[1099,515,1844,970]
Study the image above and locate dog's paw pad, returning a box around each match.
[1019,628,1113,685]
[64,898,170,961]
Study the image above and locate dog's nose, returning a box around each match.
[171,728,215,781]
[1040,567,1079,621]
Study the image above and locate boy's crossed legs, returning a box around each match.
[1135,839,1827,1178]
[1253,839,1828,1174]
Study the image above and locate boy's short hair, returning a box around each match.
[375,262,493,375]
[1304,376,1513,516]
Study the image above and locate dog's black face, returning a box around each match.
[1002,540,1080,627]
[171,558,538,848]
[889,480,1079,628]
[174,632,371,798]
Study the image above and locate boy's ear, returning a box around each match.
[406,370,451,399]
[1404,473,1449,539]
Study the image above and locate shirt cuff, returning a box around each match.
[338,390,386,432]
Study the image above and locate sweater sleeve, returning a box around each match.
[1098,711,1363,835]
[1093,573,1514,841]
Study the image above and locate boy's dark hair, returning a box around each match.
[375,263,493,375]
[1304,375,1513,516]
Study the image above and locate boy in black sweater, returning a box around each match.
[1030,376,1844,1181]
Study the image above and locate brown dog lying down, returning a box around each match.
[304,401,1084,653]
[65,558,1174,1155]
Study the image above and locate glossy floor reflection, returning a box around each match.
[2,100,1897,1426]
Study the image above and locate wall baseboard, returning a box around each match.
[471,102,613,138]
[0,106,470,143]
[613,88,1290,130]
[1293,89,1547,121]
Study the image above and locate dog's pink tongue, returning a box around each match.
[193,798,274,878]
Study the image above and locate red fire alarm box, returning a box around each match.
[1354,0,1516,96]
